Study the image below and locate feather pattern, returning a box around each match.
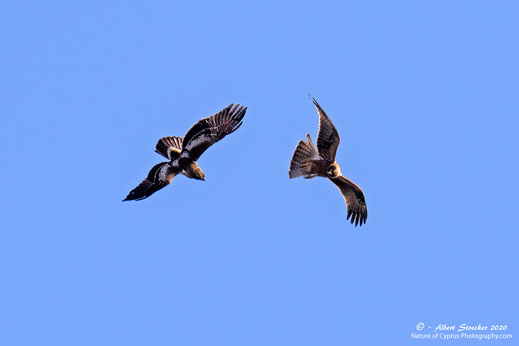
[310,95,340,161]
[181,104,247,162]
[123,162,178,201]
[124,103,247,201]
[155,136,183,160]
[288,96,367,226]
[289,134,322,178]
[329,175,368,226]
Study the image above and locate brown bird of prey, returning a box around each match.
[289,96,367,226]
[124,103,247,201]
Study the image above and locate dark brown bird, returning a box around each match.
[289,96,367,226]
[124,103,247,201]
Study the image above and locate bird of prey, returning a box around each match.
[124,103,247,201]
[289,96,367,226]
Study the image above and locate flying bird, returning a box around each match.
[289,96,367,226]
[124,103,247,201]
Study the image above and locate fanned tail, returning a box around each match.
[155,136,183,160]
[289,134,320,178]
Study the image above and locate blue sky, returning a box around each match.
[1,1,518,345]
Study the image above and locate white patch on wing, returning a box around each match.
[158,165,167,180]
[187,135,211,151]
[158,164,175,183]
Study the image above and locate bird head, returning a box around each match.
[184,163,205,181]
[327,163,341,179]
[193,168,206,181]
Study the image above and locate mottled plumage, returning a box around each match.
[124,103,247,201]
[289,96,367,226]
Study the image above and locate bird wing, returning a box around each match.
[155,136,183,160]
[181,104,247,162]
[310,96,340,161]
[329,175,367,226]
[123,162,177,201]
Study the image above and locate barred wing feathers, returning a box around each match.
[181,104,247,162]
[329,175,368,227]
[310,96,340,161]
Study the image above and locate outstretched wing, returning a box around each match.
[329,175,367,226]
[310,96,340,161]
[155,136,183,160]
[123,162,176,201]
[181,104,247,162]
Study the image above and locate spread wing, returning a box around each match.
[310,96,340,161]
[123,162,177,201]
[181,104,247,162]
[155,136,183,160]
[329,175,367,226]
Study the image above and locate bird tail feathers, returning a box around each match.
[155,136,183,160]
[289,134,320,178]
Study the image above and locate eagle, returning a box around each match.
[289,96,368,226]
[124,103,247,201]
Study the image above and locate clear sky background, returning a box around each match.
[1,1,518,345]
